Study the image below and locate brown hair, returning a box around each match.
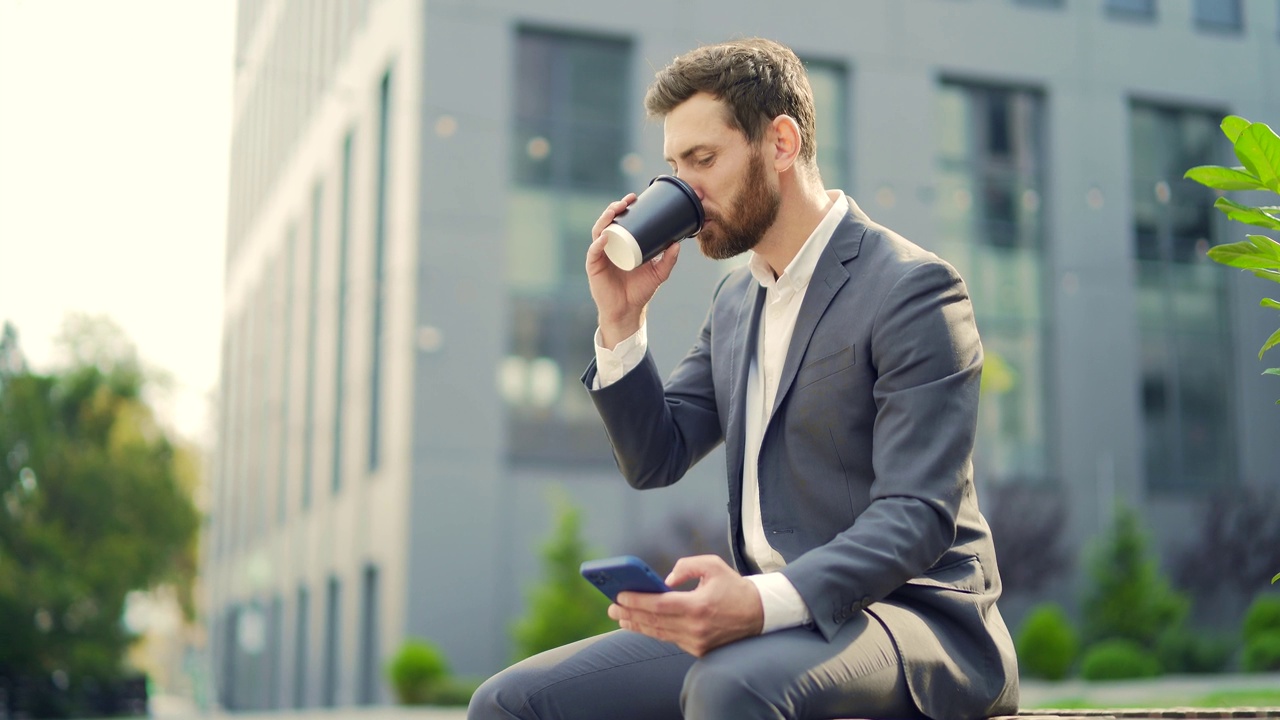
[644,37,818,166]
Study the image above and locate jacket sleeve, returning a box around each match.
[581,278,731,490]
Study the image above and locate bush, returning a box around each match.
[1243,594,1280,638]
[1080,640,1160,680]
[1016,603,1078,680]
[1242,630,1280,672]
[511,496,615,660]
[1155,627,1233,674]
[1081,506,1188,649]
[387,639,451,705]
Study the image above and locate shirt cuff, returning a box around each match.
[746,572,813,634]
[592,322,648,389]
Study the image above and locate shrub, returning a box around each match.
[1080,639,1160,680]
[511,496,615,660]
[1155,627,1233,674]
[1242,630,1280,672]
[387,639,451,705]
[1015,603,1078,680]
[1243,594,1280,638]
[1081,506,1189,650]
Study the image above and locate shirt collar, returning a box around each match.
[748,191,849,296]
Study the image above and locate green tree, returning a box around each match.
[1081,506,1188,651]
[0,318,200,710]
[511,495,615,660]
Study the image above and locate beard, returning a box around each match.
[695,149,781,261]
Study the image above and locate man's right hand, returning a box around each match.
[587,194,681,349]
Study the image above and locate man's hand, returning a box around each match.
[587,194,681,349]
[608,555,763,657]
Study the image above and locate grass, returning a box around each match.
[1035,688,1280,710]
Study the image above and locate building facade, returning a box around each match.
[207,0,1280,709]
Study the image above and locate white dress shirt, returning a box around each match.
[594,191,850,633]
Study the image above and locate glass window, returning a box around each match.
[802,60,850,191]
[358,565,379,705]
[369,68,392,472]
[1106,0,1156,19]
[935,81,1051,486]
[322,577,341,707]
[1193,0,1243,31]
[302,181,323,510]
[293,586,309,708]
[1129,102,1235,493]
[505,29,632,465]
[333,131,354,495]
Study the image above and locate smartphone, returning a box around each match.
[580,555,672,602]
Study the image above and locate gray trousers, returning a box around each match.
[467,610,923,720]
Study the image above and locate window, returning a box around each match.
[369,67,392,472]
[1129,102,1235,492]
[323,577,341,707]
[935,81,1051,485]
[333,131,354,494]
[1193,0,1243,31]
[302,182,323,510]
[358,565,380,705]
[504,29,631,465]
[802,60,850,191]
[1106,0,1156,20]
[293,586,309,708]
[278,226,297,525]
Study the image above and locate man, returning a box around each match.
[470,37,1019,720]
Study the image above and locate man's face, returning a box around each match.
[663,93,780,260]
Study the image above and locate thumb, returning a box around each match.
[666,554,731,587]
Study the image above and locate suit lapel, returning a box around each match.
[726,282,765,499]
[767,206,865,421]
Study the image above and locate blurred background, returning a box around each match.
[2,0,1280,716]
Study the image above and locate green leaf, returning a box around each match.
[1250,234,1280,255]
[1253,269,1280,284]
[1260,327,1280,361]
[1264,368,1280,376]
[1206,237,1280,270]
[1214,197,1280,231]
[1274,572,1280,584]
[1222,116,1251,143]
[1263,298,1280,311]
[1234,122,1280,193]
[1183,165,1266,191]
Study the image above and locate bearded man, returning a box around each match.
[470,37,1020,720]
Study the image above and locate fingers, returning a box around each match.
[591,194,637,241]
[649,239,681,281]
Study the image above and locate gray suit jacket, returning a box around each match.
[583,199,1019,720]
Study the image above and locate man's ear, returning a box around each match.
[769,114,802,173]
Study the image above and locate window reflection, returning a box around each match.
[1129,103,1235,492]
[936,81,1050,486]
[505,30,631,465]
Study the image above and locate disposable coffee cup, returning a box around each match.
[601,175,704,271]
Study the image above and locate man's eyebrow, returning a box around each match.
[664,144,714,166]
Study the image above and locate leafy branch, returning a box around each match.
[1184,116,1280,403]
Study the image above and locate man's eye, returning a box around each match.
[697,155,714,167]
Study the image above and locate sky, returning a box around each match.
[0,0,236,443]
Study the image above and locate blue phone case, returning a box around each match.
[580,555,672,602]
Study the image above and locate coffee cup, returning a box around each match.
[601,175,704,271]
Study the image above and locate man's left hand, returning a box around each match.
[608,554,764,657]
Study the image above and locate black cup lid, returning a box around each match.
[650,174,705,236]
